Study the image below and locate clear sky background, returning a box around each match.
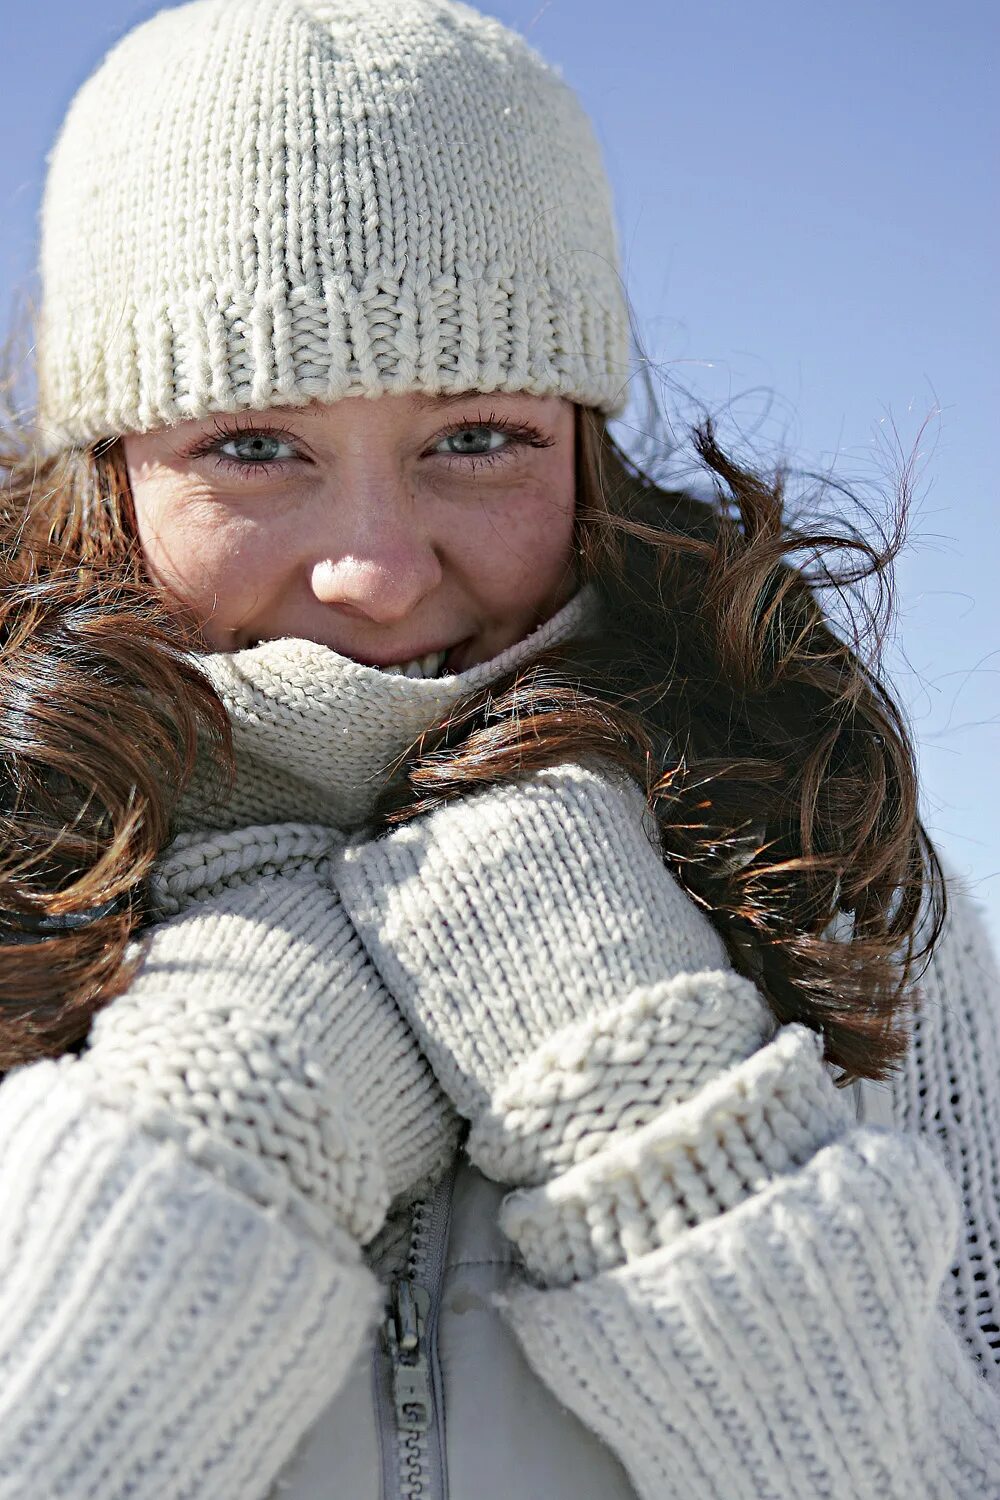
[3,0,998,940]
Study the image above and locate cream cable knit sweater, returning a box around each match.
[1,586,1000,1498]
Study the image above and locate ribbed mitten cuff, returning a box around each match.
[468,970,775,1187]
[334,764,736,1144]
[81,859,461,1246]
[75,1003,394,1246]
[498,1025,853,1287]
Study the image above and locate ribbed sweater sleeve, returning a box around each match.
[0,1061,379,1500]
[0,829,455,1500]
[494,915,1000,1498]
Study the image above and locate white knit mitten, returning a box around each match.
[77,826,461,1246]
[333,765,776,1188]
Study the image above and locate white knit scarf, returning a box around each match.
[173,585,601,836]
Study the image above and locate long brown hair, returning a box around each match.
[0,423,234,1063]
[0,381,945,1083]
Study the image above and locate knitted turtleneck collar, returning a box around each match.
[173,586,601,837]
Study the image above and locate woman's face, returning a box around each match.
[122,391,578,672]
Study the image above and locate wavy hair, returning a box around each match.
[0,421,234,1064]
[0,373,945,1082]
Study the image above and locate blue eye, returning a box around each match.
[218,433,297,465]
[435,425,509,457]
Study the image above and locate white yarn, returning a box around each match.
[148,822,344,912]
[36,0,631,447]
[471,969,781,1187]
[0,1066,382,1499]
[499,1024,847,1284]
[2,589,1000,1496]
[898,876,1000,1373]
[80,867,460,1245]
[176,582,598,833]
[333,762,776,1187]
[71,587,598,1249]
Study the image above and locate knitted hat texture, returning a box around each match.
[37,0,631,446]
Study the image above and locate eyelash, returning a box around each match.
[185,412,554,479]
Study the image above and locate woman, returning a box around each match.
[1,1,999,1496]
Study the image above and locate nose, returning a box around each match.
[308,504,444,625]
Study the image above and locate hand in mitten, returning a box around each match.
[77,826,461,1247]
[333,765,776,1190]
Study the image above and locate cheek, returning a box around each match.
[467,480,577,613]
[131,488,278,627]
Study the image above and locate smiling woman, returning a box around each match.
[123,393,578,664]
[1,1,1000,1498]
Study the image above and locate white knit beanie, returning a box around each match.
[36,0,631,447]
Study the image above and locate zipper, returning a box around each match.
[374,1159,457,1499]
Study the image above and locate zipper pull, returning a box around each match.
[382,1278,432,1433]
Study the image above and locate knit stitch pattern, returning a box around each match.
[0,1065,382,1499]
[2,608,1000,1497]
[37,0,630,446]
[80,846,460,1246]
[497,1118,1000,1499]
[176,583,598,834]
[334,762,775,1186]
[469,969,781,1186]
[895,873,1000,1373]
[499,1023,849,1285]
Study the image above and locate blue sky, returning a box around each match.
[4,0,998,939]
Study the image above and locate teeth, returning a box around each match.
[379,650,448,678]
